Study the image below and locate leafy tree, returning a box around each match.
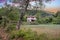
[0,7,19,28]
[56,11,60,17]
[52,11,60,24]
[3,0,52,30]
[12,0,52,30]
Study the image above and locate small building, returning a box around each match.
[27,16,37,23]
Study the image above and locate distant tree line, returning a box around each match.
[0,8,60,25]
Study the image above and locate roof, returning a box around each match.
[27,16,36,18]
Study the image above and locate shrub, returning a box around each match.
[8,29,60,40]
[9,29,38,40]
[5,24,16,32]
[39,33,48,40]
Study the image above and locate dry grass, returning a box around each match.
[31,28,60,38]
[21,25,60,38]
[0,25,60,40]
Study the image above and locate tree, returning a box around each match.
[11,0,52,30]
[52,11,60,24]
[0,7,12,27]
[3,0,52,30]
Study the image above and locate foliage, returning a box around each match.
[5,24,16,33]
[52,11,60,24]
[7,8,19,21]
[0,7,60,26]
[20,10,60,24]
[9,29,38,40]
[0,7,19,28]
[9,29,60,40]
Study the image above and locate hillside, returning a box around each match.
[44,8,60,13]
[26,10,54,17]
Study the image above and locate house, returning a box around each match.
[27,16,37,23]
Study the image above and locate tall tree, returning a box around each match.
[10,0,52,30]
[16,0,29,30]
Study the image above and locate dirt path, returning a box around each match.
[0,27,9,40]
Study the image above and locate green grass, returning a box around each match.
[21,25,60,29]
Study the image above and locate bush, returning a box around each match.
[8,29,60,40]
[5,24,16,32]
[37,17,53,24]
[9,29,38,40]
[39,33,48,40]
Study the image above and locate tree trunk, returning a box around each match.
[16,0,29,30]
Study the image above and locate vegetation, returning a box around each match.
[0,8,60,26]
[0,7,60,39]
[0,7,19,27]
[0,24,60,40]
[8,29,60,40]
[0,0,60,40]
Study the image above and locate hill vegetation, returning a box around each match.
[0,7,60,26]
[0,6,60,40]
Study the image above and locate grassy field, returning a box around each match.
[0,25,60,40]
[21,25,60,38]
[21,24,60,28]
